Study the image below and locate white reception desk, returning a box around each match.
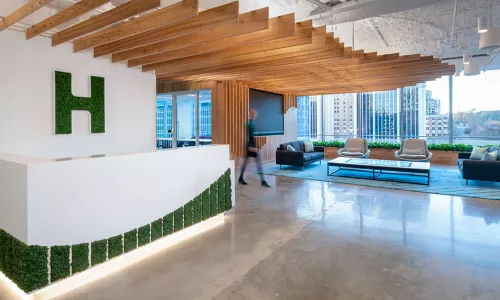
[0,145,235,246]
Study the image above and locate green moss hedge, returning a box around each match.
[50,246,70,282]
[202,188,210,220]
[0,168,232,293]
[138,225,151,247]
[124,229,137,253]
[108,235,123,259]
[163,213,173,236]
[0,229,49,292]
[151,218,163,242]
[174,207,184,232]
[194,195,202,224]
[71,243,89,274]
[54,71,105,135]
[91,240,107,266]
[313,140,498,152]
[184,201,194,228]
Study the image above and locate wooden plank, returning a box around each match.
[155,25,326,76]
[150,18,310,71]
[114,6,268,63]
[52,0,160,46]
[27,0,110,39]
[141,13,298,71]
[73,0,198,52]
[0,0,53,32]
[94,1,239,57]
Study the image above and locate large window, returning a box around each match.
[156,89,211,149]
[297,71,499,146]
[452,70,500,146]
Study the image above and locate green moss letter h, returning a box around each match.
[55,71,105,134]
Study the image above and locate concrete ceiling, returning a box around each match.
[1,0,499,71]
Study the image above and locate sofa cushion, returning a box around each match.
[470,146,489,160]
[403,148,424,155]
[398,154,427,160]
[279,143,289,150]
[342,151,364,157]
[488,146,498,153]
[291,141,301,153]
[482,150,498,161]
[304,141,314,153]
[346,147,362,153]
[303,152,323,162]
[287,145,296,152]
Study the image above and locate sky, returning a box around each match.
[426,69,500,114]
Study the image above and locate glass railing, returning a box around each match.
[297,134,500,146]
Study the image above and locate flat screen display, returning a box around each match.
[249,89,284,136]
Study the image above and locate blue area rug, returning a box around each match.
[260,161,500,201]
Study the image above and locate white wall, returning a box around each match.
[26,145,234,246]
[0,158,28,242]
[0,29,156,159]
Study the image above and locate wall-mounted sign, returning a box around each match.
[54,71,105,135]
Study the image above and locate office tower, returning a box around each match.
[426,90,441,115]
[323,94,356,139]
[402,83,426,138]
[357,90,399,141]
[426,114,449,137]
[297,96,311,139]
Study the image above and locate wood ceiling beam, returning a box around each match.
[156,27,329,76]
[140,13,297,71]
[94,1,239,57]
[149,19,312,72]
[27,0,110,39]
[73,0,197,52]
[0,0,54,32]
[114,6,268,63]
[157,55,437,81]
[52,0,160,46]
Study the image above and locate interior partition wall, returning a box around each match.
[156,89,212,149]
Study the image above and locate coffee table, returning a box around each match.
[327,157,431,185]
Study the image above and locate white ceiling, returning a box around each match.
[1,0,499,70]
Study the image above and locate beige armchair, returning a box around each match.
[395,139,432,162]
[338,138,370,158]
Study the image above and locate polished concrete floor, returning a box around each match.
[2,168,500,300]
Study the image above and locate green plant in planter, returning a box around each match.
[174,207,184,232]
[201,188,210,220]
[124,229,137,253]
[163,213,173,236]
[314,140,489,152]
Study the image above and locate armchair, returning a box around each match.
[395,139,432,162]
[338,138,370,158]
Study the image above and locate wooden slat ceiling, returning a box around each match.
[3,0,454,95]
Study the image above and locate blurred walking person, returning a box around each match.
[238,109,271,187]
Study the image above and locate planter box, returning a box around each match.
[323,147,458,165]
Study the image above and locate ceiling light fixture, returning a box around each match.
[463,53,471,64]
[478,16,489,33]
[464,62,480,76]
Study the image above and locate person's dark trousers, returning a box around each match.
[239,150,265,183]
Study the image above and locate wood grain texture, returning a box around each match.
[52,0,159,46]
[0,0,53,32]
[73,0,197,52]
[119,7,269,64]
[94,1,239,57]
[26,0,110,39]
[142,12,296,72]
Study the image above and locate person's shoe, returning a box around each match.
[261,181,271,188]
[238,177,248,185]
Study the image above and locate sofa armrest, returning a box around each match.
[461,159,500,181]
[313,146,324,153]
[276,150,305,166]
[458,152,472,159]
